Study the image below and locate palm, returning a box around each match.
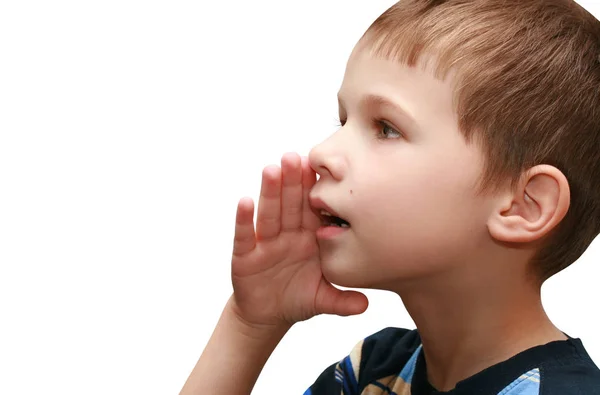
[230,153,368,327]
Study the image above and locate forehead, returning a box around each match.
[338,43,457,125]
[344,39,450,90]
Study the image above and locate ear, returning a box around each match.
[487,165,571,244]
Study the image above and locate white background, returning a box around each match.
[1,1,599,394]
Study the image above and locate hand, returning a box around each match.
[229,152,368,329]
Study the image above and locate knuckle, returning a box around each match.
[259,216,279,225]
[286,205,302,216]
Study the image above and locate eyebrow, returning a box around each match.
[337,93,418,130]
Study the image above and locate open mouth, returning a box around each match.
[319,210,351,228]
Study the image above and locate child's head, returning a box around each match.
[308,0,600,292]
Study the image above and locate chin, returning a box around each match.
[320,261,372,289]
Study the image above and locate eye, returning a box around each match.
[376,120,402,140]
[333,117,403,140]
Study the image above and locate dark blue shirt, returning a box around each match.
[304,327,600,394]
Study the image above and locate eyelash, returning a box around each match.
[334,117,403,140]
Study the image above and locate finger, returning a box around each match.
[281,152,303,231]
[301,156,321,231]
[315,279,369,316]
[232,197,256,256]
[256,165,282,241]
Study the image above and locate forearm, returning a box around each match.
[180,296,291,395]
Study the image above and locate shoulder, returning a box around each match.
[358,327,421,378]
[341,327,421,390]
[539,349,600,395]
[304,327,420,395]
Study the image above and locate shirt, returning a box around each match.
[304,327,600,395]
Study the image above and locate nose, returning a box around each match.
[308,131,346,181]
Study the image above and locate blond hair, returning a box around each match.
[361,0,600,284]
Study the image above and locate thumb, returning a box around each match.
[315,279,369,317]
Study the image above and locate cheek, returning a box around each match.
[356,169,486,275]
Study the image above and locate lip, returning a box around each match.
[308,195,346,221]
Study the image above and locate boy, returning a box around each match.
[181,0,600,393]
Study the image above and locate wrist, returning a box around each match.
[225,295,292,342]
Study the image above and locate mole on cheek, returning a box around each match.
[350,189,353,194]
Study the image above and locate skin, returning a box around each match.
[307,39,572,390]
[180,37,572,394]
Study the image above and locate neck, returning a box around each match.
[392,262,567,392]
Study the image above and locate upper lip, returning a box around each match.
[308,195,347,221]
